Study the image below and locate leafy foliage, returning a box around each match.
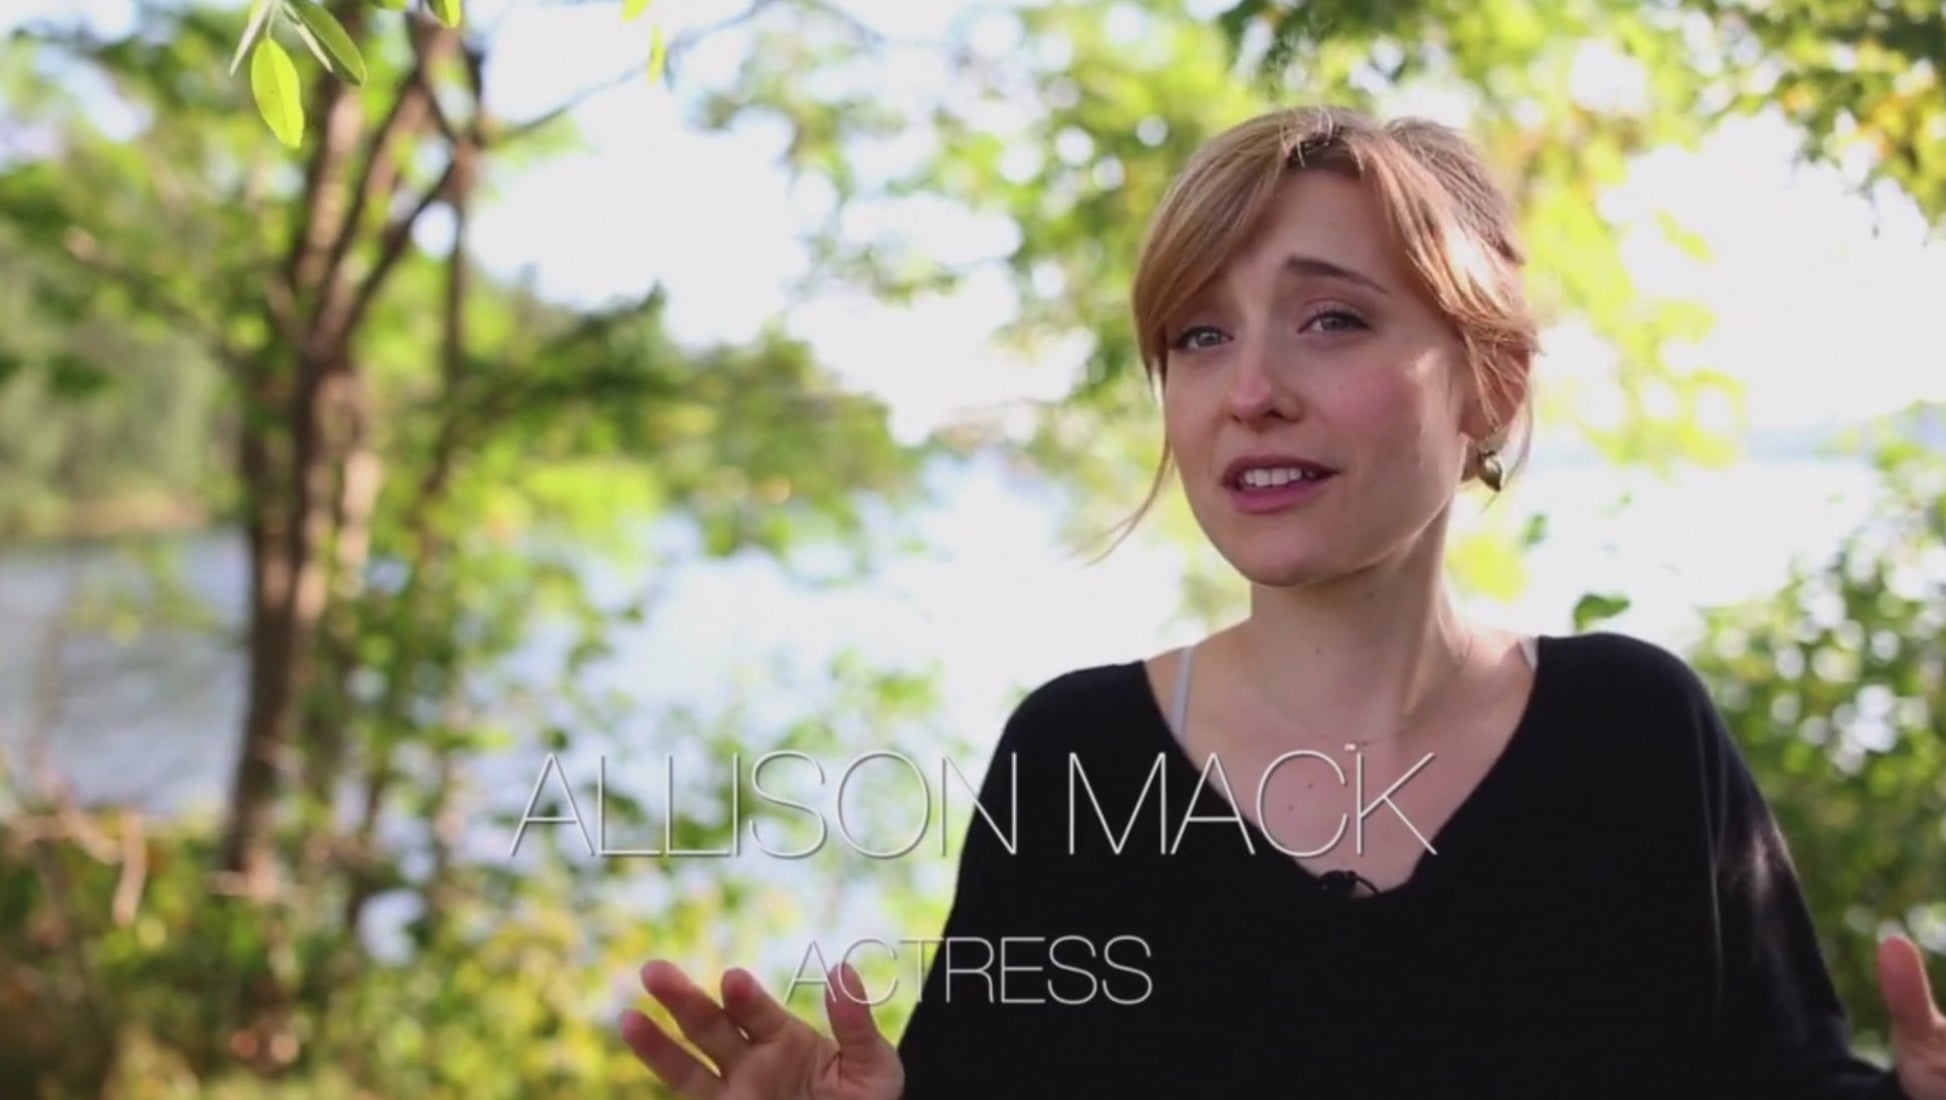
[213,0,670,147]
[1699,0,1946,224]
[1689,407,1946,1048]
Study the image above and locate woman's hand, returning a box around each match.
[1882,934,1946,1099]
[620,959,904,1100]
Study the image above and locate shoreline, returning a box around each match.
[0,496,217,549]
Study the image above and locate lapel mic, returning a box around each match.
[1318,869,1377,900]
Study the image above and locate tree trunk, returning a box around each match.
[217,11,374,897]
[299,378,379,814]
[220,350,347,899]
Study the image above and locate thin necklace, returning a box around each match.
[1342,632,1479,753]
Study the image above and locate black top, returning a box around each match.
[894,631,1910,1099]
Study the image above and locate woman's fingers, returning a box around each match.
[721,966,800,1044]
[619,1007,724,1100]
[825,963,895,1067]
[642,961,753,1075]
[629,958,901,1098]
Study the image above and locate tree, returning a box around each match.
[0,1,936,1087]
[5,0,917,898]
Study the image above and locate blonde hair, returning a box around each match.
[1094,105,1538,560]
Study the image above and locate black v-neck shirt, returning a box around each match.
[894,631,1909,1099]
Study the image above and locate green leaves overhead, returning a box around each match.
[229,0,277,75]
[229,0,375,146]
[1701,0,1946,226]
[248,36,304,148]
[286,0,368,85]
[225,0,684,146]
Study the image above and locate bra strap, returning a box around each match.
[1170,635,1531,737]
[1170,642,1196,736]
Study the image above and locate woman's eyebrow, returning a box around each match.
[1280,254,1390,296]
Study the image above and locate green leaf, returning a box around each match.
[230,0,277,75]
[1519,512,1548,549]
[250,37,305,148]
[46,352,112,398]
[1572,592,1632,632]
[287,0,367,85]
[428,0,462,28]
[646,22,667,84]
[286,19,334,75]
[622,0,653,23]
[1654,210,1714,263]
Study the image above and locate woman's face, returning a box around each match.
[1160,169,1490,589]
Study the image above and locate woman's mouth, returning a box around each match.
[1222,461,1336,515]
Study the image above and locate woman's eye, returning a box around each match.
[1170,325,1227,351]
[1304,309,1367,334]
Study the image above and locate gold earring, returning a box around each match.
[1477,447,1505,492]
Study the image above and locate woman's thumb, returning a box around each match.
[1879,934,1944,1039]
[825,962,894,1061]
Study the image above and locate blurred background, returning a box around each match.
[1,0,1943,1095]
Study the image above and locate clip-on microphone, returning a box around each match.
[1317,869,1377,900]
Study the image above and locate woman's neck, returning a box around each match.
[1219,563,1484,748]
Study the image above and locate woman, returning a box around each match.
[618,106,1946,1098]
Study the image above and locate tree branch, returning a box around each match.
[314,23,459,320]
[488,0,789,147]
[282,37,366,305]
[328,160,459,347]
[489,64,637,146]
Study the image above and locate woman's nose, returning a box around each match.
[1224,339,1293,423]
